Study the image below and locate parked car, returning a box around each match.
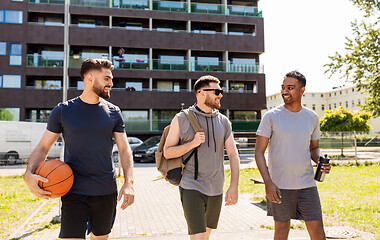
[132,136,161,163]
[112,137,143,162]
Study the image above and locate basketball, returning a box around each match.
[35,159,74,198]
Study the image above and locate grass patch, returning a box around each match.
[224,168,266,202]
[318,164,380,234]
[0,175,42,239]
[226,164,380,235]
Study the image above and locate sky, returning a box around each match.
[259,0,365,96]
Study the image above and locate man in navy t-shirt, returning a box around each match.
[24,58,135,239]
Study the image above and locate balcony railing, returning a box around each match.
[229,63,264,74]
[26,55,264,73]
[113,0,149,9]
[28,0,262,17]
[227,5,262,17]
[153,59,188,71]
[113,57,149,70]
[28,0,64,4]
[153,0,188,12]
[124,119,260,132]
[191,2,223,15]
[27,55,64,67]
[71,0,110,7]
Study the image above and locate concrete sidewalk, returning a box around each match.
[7,162,375,240]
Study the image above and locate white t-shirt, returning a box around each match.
[257,104,320,189]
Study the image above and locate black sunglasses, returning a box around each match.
[199,89,224,95]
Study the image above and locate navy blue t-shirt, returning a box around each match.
[47,97,125,196]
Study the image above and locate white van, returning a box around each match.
[0,121,62,165]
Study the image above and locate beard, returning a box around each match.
[204,94,221,109]
[93,81,110,99]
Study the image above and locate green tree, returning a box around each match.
[320,106,371,156]
[0,109,14,121]
[324,0,380,117]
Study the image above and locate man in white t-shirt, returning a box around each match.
[255,71,331,240]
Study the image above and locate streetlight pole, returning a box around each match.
[63,0,69,102]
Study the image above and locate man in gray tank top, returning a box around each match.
[164,75,240,240]
[255,71,331,240]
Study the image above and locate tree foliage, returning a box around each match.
[324,0,380,117]
[320,106,372,132]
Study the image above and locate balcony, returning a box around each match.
[27,55,64,67]
[26,55,264,74]
[28,0,64,4]
[152,0,188,12]
[113,0,149,10]
[71,0,110,7]
[28,0,262,17]
[124,119,260,132]
[153,59,188,71]
[113,57,149,70]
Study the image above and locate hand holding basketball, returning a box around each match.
[23,171,51,199]
[35,160,74,198]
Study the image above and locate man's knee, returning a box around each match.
[274,221,290,239]
[305,220,326,240]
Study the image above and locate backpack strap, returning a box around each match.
[182,109,202,133]
[181,108,202,180]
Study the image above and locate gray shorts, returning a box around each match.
[267,186,322,222]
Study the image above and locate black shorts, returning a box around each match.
[267,187,322,222]
[59,191,117,239]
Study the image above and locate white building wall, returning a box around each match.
[265,86,380,133]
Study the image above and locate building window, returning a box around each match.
[10,43,22,65]
[12,0,24,2]
[0,108,20,121]
[358,99,361,105]
[329,104,331,110]
[27,109,51,122]
[345,101,348,108]
[321,104,325,111]
[229,81,256,93]
[125,81,143,91]
[346,90,348,94]
[311,94,315,97]
[334,103,336,108]
[339,102,342,106]
[0,42,6,55]
[340,91,342,95]
[1,10,23,24]
[334,92,336,96]
[352,88,355,92]
[1,75,21,88]
[320,94,324,97]
[352,100,355,107]
[230,110,258,120]
[35,79,61,89]
[329,93,331,97]
[303,104,306,107]
[312,104,316,110]
[77,81,84,90]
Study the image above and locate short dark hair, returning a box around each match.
[80,58,114,80]
[285,70,306,87]
[193,75,220,93]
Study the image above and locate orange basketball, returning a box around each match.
[35,159,74,198]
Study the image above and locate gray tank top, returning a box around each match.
[177,105,232,196]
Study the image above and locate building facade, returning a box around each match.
[266,85,380,133]
[0,0,265,138]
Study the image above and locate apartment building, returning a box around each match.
[266,85,380,133]
[0,0,265,138]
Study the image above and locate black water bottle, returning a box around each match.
[315,154,330,182]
